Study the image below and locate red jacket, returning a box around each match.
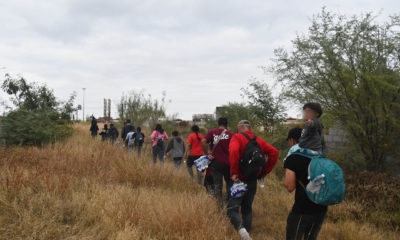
[229,131,279,180]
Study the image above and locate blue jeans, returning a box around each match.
[187,155,202,184]
[152,145,165,163]
[227,180,257,232]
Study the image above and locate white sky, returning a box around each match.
[0,0,398,120]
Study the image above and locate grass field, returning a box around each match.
[0,123,398,240]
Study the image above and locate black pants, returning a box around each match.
[135,144,143,157]
[227,180,257,232]
[212,164,233,208]
[204,175,215,193]
[286,211,326,240]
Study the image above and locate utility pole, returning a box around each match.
[108,99,111,121]
[104,98,107,120]
[82,88,86,121]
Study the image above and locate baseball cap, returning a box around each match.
[238,120,251,126]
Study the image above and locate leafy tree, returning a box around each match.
[117,90,167,127]
[1,74,75,146]
[271,9,400,171]
[241,79,287,135]
[214,102,259,130]
[2,74,58,112]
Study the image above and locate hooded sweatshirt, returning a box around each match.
[166,137,185,158]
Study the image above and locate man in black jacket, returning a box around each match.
[108,124,119,143]
[90,117,99,137]
[121,120,135,147]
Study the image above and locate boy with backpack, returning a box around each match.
[165,130,185,169]
[126,129,136,152]
[228,120,279,240]
[108,124,119,143]
[132,127,145,156]
[99,124,108,141]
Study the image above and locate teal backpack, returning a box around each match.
[293,152,345,206]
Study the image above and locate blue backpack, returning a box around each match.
[293,152,345,206]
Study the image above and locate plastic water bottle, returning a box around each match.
[194,155,211,171]
[306,174,325,194]
[258,178,265,188]
[231,181,248,198]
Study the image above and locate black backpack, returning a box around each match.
[239,133,266,180]
[135,132,144,144]
[156,132,164,147]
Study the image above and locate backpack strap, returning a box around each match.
[212,129,227,152]
[240,132,257,142]
[297,179,306,189]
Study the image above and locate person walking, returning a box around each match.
[165,130,185,169]
[202,117,233,208]
[132,127,145,157]
[99,124,108,141]
[121,120,135,147]
[183,125,204,184]
[126,129,136,152]
[151,124,168,163]
[108,123,119,143]
[284,127,327,240]
[90,117,99,137]
[228,120,279,240]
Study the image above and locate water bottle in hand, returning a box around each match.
[194,155,211,171]
[231,181,248,198]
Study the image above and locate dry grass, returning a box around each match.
[0,123,398,240]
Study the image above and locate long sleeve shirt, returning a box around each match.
[229,131,279,180]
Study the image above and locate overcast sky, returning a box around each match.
[0,0,398,120]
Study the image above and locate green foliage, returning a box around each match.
[0,110,73,146]
[213,102,259,131]
[117,90,166,128]
[271,9,400,171]
[2,74,58,112]
[241,79,287,135]
[0,75,75,146]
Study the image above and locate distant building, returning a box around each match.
[192,114,213,126]
[323,123,348,153]
[282,117,302,126]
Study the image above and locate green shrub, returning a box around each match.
[0,110,73,146]
[1,75,75,146]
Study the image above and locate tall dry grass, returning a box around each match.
[0,123,398,239]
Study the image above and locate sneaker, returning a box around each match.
[238,228,252,240]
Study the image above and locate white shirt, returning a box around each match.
[126,131,135,141]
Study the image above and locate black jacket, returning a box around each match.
[121,124,135,139]
[108,126,119,139]
[90,121,99,132]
